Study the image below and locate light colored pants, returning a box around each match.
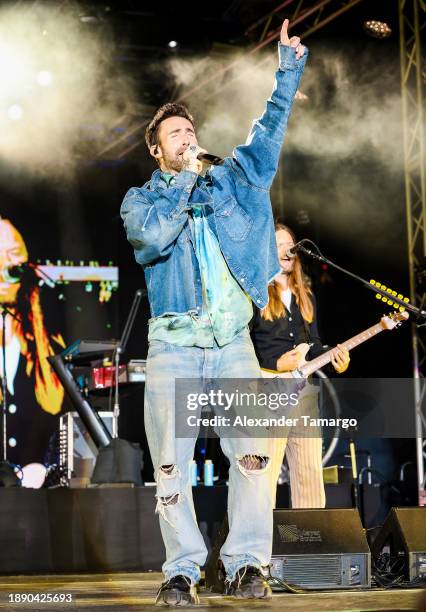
[144,328,273,584]
[269,388,326,509]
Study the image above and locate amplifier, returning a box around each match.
[371,507,426,582]
[127,359,146,382]
[270,509,371,589]
[59,411,114,486]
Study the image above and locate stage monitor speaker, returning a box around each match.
[205,509,370,591]
[371,507,426,582]
[270,509,370,589]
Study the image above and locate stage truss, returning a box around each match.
[399,0,426,504]
[97,0,366,160]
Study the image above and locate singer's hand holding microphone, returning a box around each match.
[182,145,224,175]
[182,145,208,175]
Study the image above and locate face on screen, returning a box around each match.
[0,220,28,304]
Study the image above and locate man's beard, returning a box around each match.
[163,151,184,173]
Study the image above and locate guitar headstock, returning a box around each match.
[380,311,409,330]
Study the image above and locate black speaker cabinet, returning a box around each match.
[371,507,426,582]
[270,509,371,589]
[205,508,370,591]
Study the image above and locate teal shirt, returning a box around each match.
[148,173,253,347]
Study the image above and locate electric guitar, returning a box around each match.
[261,311,409,379]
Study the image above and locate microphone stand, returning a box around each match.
[0,305,22,486]
[112,289,144,438]
[348,439,363,522]
[298,241,426,320]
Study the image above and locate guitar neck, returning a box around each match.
[299,322,384,377]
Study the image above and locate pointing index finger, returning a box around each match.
[281,18,290,44]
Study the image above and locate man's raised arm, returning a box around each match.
[231,19,308,190]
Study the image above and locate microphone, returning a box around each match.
[2,263,34,283]
[197,152,224,166]
[285,240,307,258]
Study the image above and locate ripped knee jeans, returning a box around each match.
[144,330,274,584]
[156,464,181,526]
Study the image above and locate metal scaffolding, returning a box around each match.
[244,0,364,47]
[399,0,426,504]
[97,0,365,160]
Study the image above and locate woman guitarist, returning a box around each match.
[250,223,350,508]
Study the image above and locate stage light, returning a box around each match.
[21,463,47,488]
[79,12,100,24]
[8,437,17,447]
[8,404,16,414]
[363,20,392,39]
[0,4,138,174]
[168,40,178,49]
[7,104,23,120]
[37,70,53,86]
[0,42,30,96]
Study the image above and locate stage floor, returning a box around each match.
[0,573,424,611]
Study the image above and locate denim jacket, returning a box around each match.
[121,43,308,318]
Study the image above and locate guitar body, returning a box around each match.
[261,342,310,379]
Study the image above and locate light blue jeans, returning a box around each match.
[144,328,273,584]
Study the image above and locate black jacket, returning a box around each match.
[250,292,325,371]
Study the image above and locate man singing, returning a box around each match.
[121,20,307,606]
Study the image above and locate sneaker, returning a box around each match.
[155,574,199,606]
[226,565,272,599]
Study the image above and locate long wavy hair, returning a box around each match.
[14,278,65,415]
[0,219,64,415]
[261,223,314,323]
